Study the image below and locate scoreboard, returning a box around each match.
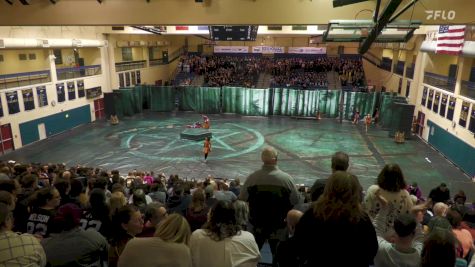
[209,26,258,41]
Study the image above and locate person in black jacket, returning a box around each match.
[293,171,378,267]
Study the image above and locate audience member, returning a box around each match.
[137,202,168,237]
[189,200,260,267]
[26,187,61,238]
[428,183,451,204]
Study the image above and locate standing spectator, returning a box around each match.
[240,147,299,254]
[0,203,46,267]
[310,151,349,201]
[293,171,378,267]
[190,200,260,267]
[275,209,304,267]
[42,203,109,267]
[186,188,209,231]
[137,203,168,237]
[428,183,451,204]
[118,214,192,267]
[80,188,112,239]
[364,164,413,235]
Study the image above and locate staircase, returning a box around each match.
[326,71,340,90]
[256,73,272,88]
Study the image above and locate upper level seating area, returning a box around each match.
[0,152,473,267]
[337,55,366,90]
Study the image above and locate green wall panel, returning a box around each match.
[20,105,91,146]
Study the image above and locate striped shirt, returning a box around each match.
[0,231,46,267]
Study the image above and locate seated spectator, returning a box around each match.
[408,182,424,203]
[275,209,303,267]
[293,171,378,267]
[234,200,250,230]
[80,188,112,239]
[186,188,209,231]
[190,200,260,267]
[26,187,61,238]
[372,190,424,267]
[229,178,241,197]
[137,202,168,237]
[214,181,237,203]
[421,228,469,267]
[167,184,191,216]
[0,203,46,267]
[0,190,15,211]
[108,205,144,267]
[148,182,167,204]
[118,214,192,267]
[109,191,127,217]
[364,164,413,235]
[428,183,451,204]
[42,203,109,267]
[446,209,474,260]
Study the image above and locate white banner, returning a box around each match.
[288,47,327,54]
[252,46,285,54]
[214,46,249,53]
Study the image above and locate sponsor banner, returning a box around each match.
[252,46,285,54]
[288,47,326,54]
[214,46,249,53]
[175,26,189,31]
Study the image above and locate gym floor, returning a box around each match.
[2,111,473,201]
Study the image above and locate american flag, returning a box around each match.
[436,25,466,55]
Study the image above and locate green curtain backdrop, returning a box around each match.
[178,86,221,113]
[342,92,379,120]
[149,86,175,112]
[222,87,270,116]
[117,88,136,116]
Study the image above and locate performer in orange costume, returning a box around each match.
[202,115,210,129]
[365,114,372,133]
[203,137,211,162]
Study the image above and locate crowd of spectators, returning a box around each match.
[175,54,367,89]
[1,148,473,267]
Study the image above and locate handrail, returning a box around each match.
[115,60,147,72]
[423,72,456,92]
[0,70,51,90]
[56,64,102,81]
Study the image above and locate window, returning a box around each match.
[292,25,307,31]
[53,49,63,65]
[19,54,27,61]
[0,54,3,62]
[28,53,36,60]
[122,47,133,61]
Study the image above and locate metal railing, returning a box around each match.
[115,60,147,72]
[149,59,165,66]
[461,80,475,100]
[423,72,456,92]
[56,65,102,80]
[0,70,51,90]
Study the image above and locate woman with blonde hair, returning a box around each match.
[109,191,127,218]
[186,188,209,231]
[118,214,192,267]
[293,171,378,267]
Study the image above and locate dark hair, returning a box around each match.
[446,209,463,229]
[89,188,109,218]
[93,177,108,189]
[69,179,84,198]
[0,202,12,228]
[111,205,139,242]
[331,152,349,171]
[203,200,240,241]
[55,203,82,231]
[313,171,364,223]
[0,179,17,194]
[421,229,457,267]
[54,178,70,197]
[20,174,38,188]
[376,164,407,192]
[310,178,328,202]
[0,191,13,207]
[394,214,417,238]
[30,187,57,208]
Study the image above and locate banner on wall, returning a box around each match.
[36,86,48,107]
[459,101,470,127]
[5,91,20,115]
[440,94,447,117]
[288,47,326,54]
[252,46,285,54]
[77,80,85,98]
[469,104,475,133]
[447,96,456,121]
[214,46,249,53]
[86,86,102,99]
[56,83,65,102]
[433,92,440,113]
[427,89,434,110]
[67,81,76,100]
[22,88,35,111]
[421,87,428,106]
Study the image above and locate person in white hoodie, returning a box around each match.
[373,189,424,267]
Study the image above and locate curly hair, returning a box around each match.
[203,200,241,241]
[376,164,407,192]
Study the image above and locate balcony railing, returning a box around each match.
[423,72,456,92]
[0,70,51,90]
[149,58,166,67]
[56,64,102,80]
[461,80,475,100]
[115,60,147,72]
